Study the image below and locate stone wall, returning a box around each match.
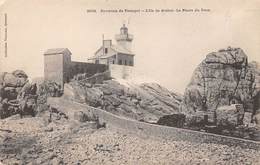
[48,97,260,150]
[69,62,107,79]
[77,71,111,84]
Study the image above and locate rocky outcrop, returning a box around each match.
[181,47,259,126]
[0,70,28,88]
[64,79,182,123]
[0,70,37,118]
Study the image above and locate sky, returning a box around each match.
[0,0,260,93]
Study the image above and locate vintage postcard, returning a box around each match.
[0,0,260,164]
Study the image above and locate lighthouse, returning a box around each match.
[89,24,135,66]
[115,24,133,51]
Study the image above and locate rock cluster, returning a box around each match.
[67,80,182,123]
[0,70,38,118]
[180,47,259,127]
[38,81,63,97]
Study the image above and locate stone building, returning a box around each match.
[44,48,107,88]
[88,24,135,66]
[44,48,72,86]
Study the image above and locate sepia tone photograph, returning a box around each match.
[0,0,260,164]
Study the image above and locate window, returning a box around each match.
[119,60,122,65]
[129,61,133,66]
[105,48,108,54]
[112,60,115,64]
[125,60,127,65]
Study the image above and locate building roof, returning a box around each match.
[89,45,134,60]
[98,54,116,59]
[44,48,72,55]
[111,45,134,55]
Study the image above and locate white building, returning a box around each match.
[88,24,135,66]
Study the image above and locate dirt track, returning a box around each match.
[0,115,260,165]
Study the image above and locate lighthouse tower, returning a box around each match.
[115,24,133,51]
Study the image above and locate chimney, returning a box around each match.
[103,40,112,48]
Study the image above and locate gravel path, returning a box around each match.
[0,116,259,165]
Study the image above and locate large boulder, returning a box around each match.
[0,70,28,88]
[157,114,185,127]
[0,70,38,119]
[180,47,258,124]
